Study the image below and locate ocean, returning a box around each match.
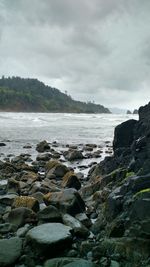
[0,112,138,159]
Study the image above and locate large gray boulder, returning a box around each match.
[26,223,72,256]
[0,237,22,266]
[44,258,97,267]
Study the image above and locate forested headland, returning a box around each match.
[0,76,110,113]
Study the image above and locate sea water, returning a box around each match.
[0,112,138,158]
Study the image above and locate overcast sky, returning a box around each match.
[0,0,150,110]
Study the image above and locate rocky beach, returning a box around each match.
[0,103,149,267]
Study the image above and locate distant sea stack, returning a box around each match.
[126,110,132,114]
[0,76,110,113]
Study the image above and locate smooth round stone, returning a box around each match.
[26,223,72,255]
[0,237,22,266]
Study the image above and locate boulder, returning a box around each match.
[36,153,51,161]
[113,119,137,150]
[44,258,97,267]
[75,213,92,228]
[0,142,6,147]
[0,194,18,206]
[31,192,44,203]
[13,196,40,212]
[0,161,17,178]
[16,223,31,237]
[88,156,119,178]
[23,144,32,149]
[36,140,50,153]
[110,260,120,267]
[7,178,20,194]
[20,171,38,183]
[37,205,62,223]
[64,260,97,267]
[44,257,77,267]
[46,160,68,179]
[44,189,85,216]
[64,150,84,161]
[0,237,22,266]
[0,223,16,234]
[62,171,81,190]
[8,207,37,228]
[62,214,89,238]
[26,223,72,256]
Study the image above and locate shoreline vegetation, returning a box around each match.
[0,102,149,267]
[0,76,110,114]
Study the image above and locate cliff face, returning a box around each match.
[87,102,150,266]
[116,101,150,175]
[91,101,150,176]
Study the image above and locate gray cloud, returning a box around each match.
[0,0,150,109]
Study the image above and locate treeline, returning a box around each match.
[0,76,110,113]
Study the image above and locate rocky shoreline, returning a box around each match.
[0,103,150,267]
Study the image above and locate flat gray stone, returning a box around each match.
[44,258,97,267]
[0,237,22,266]
[27,223,72,255]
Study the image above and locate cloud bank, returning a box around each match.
[0,0,150,109]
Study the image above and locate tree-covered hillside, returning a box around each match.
[0,76,110,113]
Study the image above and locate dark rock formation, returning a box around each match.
[36,140,50,153]
[133,109,138,114]
[113,119,137,150]
[86,102,150,266]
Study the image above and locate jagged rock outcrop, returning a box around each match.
[87,102,150,266]
[90,102,150,177]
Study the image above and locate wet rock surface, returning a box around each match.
[26,223,72,256]
[0,103,149,266]
[0,237,22,266]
